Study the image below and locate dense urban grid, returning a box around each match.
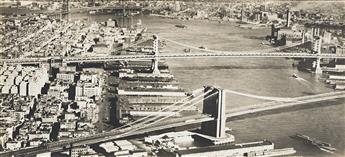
[0,0,345,157]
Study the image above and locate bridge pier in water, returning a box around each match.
[315,57,322,74]
[312,34,323,74]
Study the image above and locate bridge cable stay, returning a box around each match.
[116,89,213,132]
[111,88,205,131]
[121,91,220,137]
[224,89,294,102]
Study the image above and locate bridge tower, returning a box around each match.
[61,0,70,21]
[312,36,322,74]
[201,86,226,138]
[121,0,126,15]
[151,35,160,75]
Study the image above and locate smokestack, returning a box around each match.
[302,30,305,43]
[286,9,290,27]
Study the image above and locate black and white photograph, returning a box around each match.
[0,0,345,156]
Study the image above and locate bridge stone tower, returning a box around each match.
[201,86,226,138]
[61,0,70,21]
[151,35,160,75]
[312,36,322,74]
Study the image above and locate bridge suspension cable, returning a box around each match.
[161,37,298,54]
[122,91,219,136]
[224,89,294,102]
[118,88,212,132]
[111,88,205,131]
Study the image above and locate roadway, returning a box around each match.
[1,91,345,157]
[226,91,345,118]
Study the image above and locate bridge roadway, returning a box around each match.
[2,52,345,65]
[226,90,345,118]
[1,91,345,156]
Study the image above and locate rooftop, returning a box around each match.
[176,140,273,155]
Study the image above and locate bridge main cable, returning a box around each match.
[118,89,213,132]
[111,88,204,131]
[224,89,294,102]
[160,36,299,54]
[122,91,219,136]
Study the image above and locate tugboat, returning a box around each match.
[291,133,337,154]
[291,73,299,78]
[175,24,187,28]
[89,10,96,15]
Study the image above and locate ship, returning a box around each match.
[291,133,337,154]
[291,73,298,78]
[175,24,187,28]
[89,10,96,14]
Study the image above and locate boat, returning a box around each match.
[318,146,335,154]
[291,133,337,154]
[313,141,337,153]
[291,73,298,78]
[175,24,187,28]
[89,10,96,14]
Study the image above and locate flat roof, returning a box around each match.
[176,140,272,155]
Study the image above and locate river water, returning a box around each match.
[4,11,345,156]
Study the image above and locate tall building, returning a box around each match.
[270,24,280,43]
[312,36,322,54]
[56,73,75,83]
[19,81,28,96]
[201,87,226,138]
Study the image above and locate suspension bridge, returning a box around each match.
[1,86,345,157]
[1,36,345,76]
[1,38,345,63]
[2,33,345,64]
